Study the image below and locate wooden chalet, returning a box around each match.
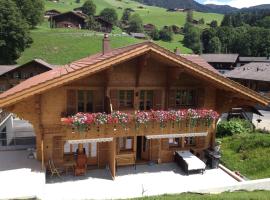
[94,16,113,33]
[0,59,55,92]
[225,62,270,98]
[49,11,87,29]
[0,35,268,179]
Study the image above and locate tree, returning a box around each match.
[13,0,44,28]
[85,15,100,31]
[100,8,118,25]
[183,22,193,34]
[148,27,159,40]
[257,16,270,29]
[186,9,193,23]
[208,36,221,53]
[0,0,32,64]
[76,0,80,3]
[127,14,143,33]
[198,18,205,25]
[159,26,173,42]
[210,20,218,28]
[221,14,232,27]
[121,8,131,22]
[183,25,202,54]
[81,0,96,17]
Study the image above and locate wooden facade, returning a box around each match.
[0,40,268,179]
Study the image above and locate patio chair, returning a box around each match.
[48,159,62,177]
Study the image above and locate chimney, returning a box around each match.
[174,47,180,55]
[102,33,110,54]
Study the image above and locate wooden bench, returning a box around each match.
[116,153,136,170]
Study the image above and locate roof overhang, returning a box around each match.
[0,42,269,108]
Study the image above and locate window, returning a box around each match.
[118,137,133,152]
[0,85,6,93]
[139,90,154,111]
[13,72,21,79]
[184,137,195,146]
[169,138,181,147]
[175,89,196,107]
[119,90,134,109]
[77,90,93,112]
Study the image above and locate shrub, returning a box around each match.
[217,118,253,137]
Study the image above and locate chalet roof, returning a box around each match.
[0,59,54,77]
[130,33,146,38]
[225,62,270,82]
[201,54,239,63]
[239,57,270,62]
[45,9,61,13]
[50,11,87,20]
[0,65,19,76]
[0,42,269,107]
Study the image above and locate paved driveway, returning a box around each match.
[0,150,238,200]
[44,163,237,200]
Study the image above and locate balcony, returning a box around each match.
[61,110,219,140]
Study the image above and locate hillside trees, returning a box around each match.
[159,26,173,42]
[13,0,44,28]
[127,14,143,33]
[183,23,202,54]
[81,0,96,17]
[186,9,193,23]
[121,8,131,22]
[0,0,32,64]
[100,8,118,25]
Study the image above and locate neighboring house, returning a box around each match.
[237,56,270,67]
[49,11,87,29]
[130,32,147,39]
[201,54,239,74]
[0,36,268,178]
[44,9,61,18]
[225,62,270,98]
[49,11,113,32]
[0,59,55,149]
[143,24,156,33]
[94,16,113,33]
[0,59,55,93]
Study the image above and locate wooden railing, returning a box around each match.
[62,119,214,140]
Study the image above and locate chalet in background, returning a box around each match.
[0,35,268,179]
[49,11,113,32]
[201,54,239,74]
[0,59,55,92]
[49,11,87,29]
[225,62,270,98]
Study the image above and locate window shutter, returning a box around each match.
[153,90,163,110]
[110,89,119,111]
[94,90,104,112]
[66,89,76,116]
[168,89,176,109]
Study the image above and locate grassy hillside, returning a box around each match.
[45,0,223,28]
[17,0,222,64]
[221,132,270,179]
[17,28,191,65]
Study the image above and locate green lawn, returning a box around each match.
[220,132,270,179]
[132,191,270,200]
[17,27,191,65]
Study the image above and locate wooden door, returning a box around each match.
[141,136,150,160]
[52,136,64,164]
[150,139,160,161]
[88,142,98,166]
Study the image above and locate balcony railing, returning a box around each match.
[61,110,219,139]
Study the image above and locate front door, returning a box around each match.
[137,136,149,161]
